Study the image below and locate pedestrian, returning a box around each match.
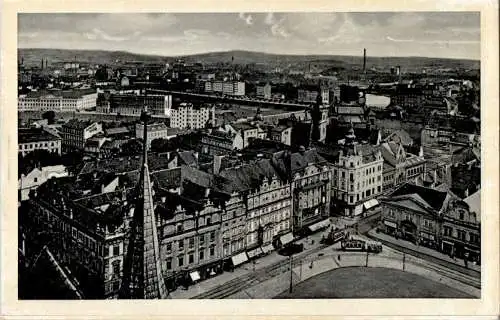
[309,261,314,269]
[338,254,341,261]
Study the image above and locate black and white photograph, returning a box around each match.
[14,11,484,301]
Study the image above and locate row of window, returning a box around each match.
[443,226,480,244]
[166,231,216,252]
[19,141,58,149]
[165,246,216,270]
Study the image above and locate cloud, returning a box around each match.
[238,12,253,25]
[386,36,414,43]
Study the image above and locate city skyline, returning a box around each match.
[18,12,480,60]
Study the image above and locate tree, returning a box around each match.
[42,111,56,125]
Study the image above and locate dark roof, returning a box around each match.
[104,127,130,136]
[24,89,96,99]
[62,119,98,130]
[18,128,61,143]
[177,151,198,167]
[218,159,285,193]
[390,183,449,212]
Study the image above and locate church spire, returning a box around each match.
[119,106,168,299]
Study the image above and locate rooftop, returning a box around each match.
[18,128,61,144]
[463,190,481,217]
[389,183,451,212]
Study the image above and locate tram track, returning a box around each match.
[191,244,328,299]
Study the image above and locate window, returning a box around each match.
[341,171,345,178]
[469,233,480,244]
[188,253,194,264]
[177,224,183,233]
[178,255,184,267]
[166,242,172,252]
[112,260,120,275]
[457,230,466,241]
[210,231,216,242]
[210,246,215,256]
[206,217,211,225]
[166,258,172,270]
[34,177,38,183]
[189,237,194,249]
[199,250,204,261]
[199,235,205,246]
[112,281,120,291]
[459,210,464,220]
[113,245,120,256]
[178,239,184,250]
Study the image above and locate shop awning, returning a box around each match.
[384,220,397,228]
[261,244,274,254]
[247,247,263,259]
[189,271,200,282]
[363,199,379,210]
[308,219,331,232]
[231,252,249,266]
[280,233,294,246]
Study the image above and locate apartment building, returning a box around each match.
[60,119,103,151]
[170,102,215,130]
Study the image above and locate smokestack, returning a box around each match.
[363,48,366,73]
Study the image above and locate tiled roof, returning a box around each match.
[177,151,198,166]
[18,128,61,143]
[389,183,450,212]
[104,127,130,136]
[62,119,97,130]
[218,159,285,193]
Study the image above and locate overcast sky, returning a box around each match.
[18,12,480,60]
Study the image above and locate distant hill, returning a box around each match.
[18,48,169,67]
[18,48,480,70]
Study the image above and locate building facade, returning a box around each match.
[100,94,172,116]
[18,91,98,112]
[441,190,480,263]
[297,85,329,105]
[170,103,215,130]
[331,139,384,217]
[135,123,176,149]
[61,120,103,151]
[18,128,62,156]
[256,83,272,99]
[205,80,245,96]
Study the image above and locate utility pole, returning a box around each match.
[403,253,406,271]
[289,254,293,293]
[365,250,369,267]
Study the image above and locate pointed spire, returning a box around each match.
[120,105,168,299]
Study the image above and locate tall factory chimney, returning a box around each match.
[363,48,366,73]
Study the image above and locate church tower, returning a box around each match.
[119,107,169,299]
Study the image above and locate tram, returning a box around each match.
[341,236,383,253]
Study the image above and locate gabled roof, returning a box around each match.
[463,190,481,218]
[389,183,451,212]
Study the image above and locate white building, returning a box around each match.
[170,102,215,129]
[18,128,62,156]
[18,90,98,112]
[205,80,245,96]
[18,165,68,201]
[135,123,179,149]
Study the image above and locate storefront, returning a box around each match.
[400,220,417,243]
[383,220,397,235]
[419,231,438,249]
[441,240,454,256]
